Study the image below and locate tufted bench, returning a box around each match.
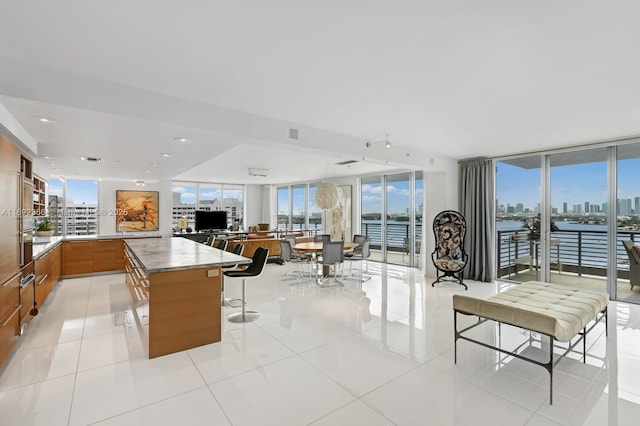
[453,281,608,404]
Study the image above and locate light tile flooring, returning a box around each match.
[1,262,640,425]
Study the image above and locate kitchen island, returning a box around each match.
[124,237,250,358]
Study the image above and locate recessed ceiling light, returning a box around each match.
[145,170,151,173]
[174,137,190,143]
[161,153,172,157]
[48,162,56,166]
[42,156,55,159]
[37,117,58,124]
[151,163,158,167]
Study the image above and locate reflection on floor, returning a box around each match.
[1,263,640,425]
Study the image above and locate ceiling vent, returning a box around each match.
[288,128,299,140]
[248,168,270,177]
[336,160,359,166]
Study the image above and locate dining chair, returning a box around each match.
[278,240,311,283]
[314,234,331,243]
[224,247,269,322]
[215,238,228,251]
[345,237,372,282]
[319,240,345,287]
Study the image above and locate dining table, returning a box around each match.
[293,241,358,279]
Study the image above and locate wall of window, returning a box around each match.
[276,183,327,233]
[47,178,99,236]
[172,181,244,231]
[360,171,423,267]
[494,138,640,303]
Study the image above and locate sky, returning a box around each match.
[277,177,424,216]
[497,159,640,210]
[49,178,98,204]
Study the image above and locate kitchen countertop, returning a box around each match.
[125,237,251,273]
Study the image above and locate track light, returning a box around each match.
[365,135,392,149]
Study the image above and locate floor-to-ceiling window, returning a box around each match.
[291,185,306,231]
[496,141,640,304]
[48,178,64,236]
[172,183,197,230]
[495,157,541,280]
[64,179,99,236]
[173,181,244,231]
[360,171,422,267]
[309,183,321,233]
[361,176,383,262]
[617,143,640,303]
[223,184,244,229]
[549,148,608,289]
[277,186,290,229]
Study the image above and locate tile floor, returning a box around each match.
[1,262,640,425]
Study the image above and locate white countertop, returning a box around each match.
[124,237,251,273]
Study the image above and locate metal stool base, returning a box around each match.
[227,311,260,323]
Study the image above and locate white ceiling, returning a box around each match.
[1,1,639,184]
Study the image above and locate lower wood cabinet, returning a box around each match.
[93,239,118,272]
[62,240,94,275]
[0,273,21,368]
[34,251,48,310]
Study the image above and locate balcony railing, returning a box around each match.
[497,229,639,279]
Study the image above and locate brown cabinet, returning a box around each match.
[93,239,118,272]
[34,250,49,309]
[62,240,94,275]
[0,135,20,287]
[116,239,126,270]
[63,237,159,276]
[33,175,46,216]
[0,273,21,367]
[49,244,61,292]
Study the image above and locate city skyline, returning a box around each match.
[497,159,640,209]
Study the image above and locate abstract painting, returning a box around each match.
[116,190,159,232]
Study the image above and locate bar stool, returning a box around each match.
[222,243,244,306]
[224,247,269,323]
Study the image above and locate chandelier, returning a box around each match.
[315,182,342,210]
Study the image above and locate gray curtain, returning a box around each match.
[459,158,495,282]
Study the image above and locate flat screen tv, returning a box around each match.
[195,210,227,232]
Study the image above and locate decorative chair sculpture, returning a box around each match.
[431,210,468,290]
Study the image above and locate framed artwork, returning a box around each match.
[329,185,352,241]
[116,190,159,232]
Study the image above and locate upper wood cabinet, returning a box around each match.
[0,135,21,285]
[33,175,46,216]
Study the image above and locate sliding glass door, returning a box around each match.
[495,156,541,280]
[496,141,640,304]
[548,149,608,291]
[361,171,422,267]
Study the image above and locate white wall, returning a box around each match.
[423,158,459,277]
[98,180,168,237]
[244,184,264,229]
